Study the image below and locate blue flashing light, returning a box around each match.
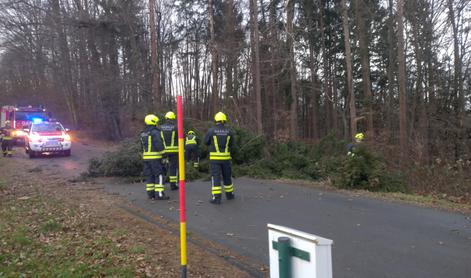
[32,118,43,124]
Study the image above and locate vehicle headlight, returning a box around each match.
[14,130,26,136]
[30,134,42,142]
[64,134,71,141]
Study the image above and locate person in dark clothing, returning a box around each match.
[160,111,179,190]
[185,130,200,168]
[0,121,14,157]
[140,114,168,200]
[204,112,235,204]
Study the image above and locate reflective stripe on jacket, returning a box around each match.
[0,128,13,140]
[210,135,231,160]
[160,122,178,153]
[185,134,197,145]
[140,127,164,160]
[204,124,234,161]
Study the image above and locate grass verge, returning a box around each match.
[0,193,141,277]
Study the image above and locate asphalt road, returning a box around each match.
[15,142,471,278]
[101,177,471,278]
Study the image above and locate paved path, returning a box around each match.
[102,177,471,278]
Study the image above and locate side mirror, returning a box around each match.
[65,128,70,132]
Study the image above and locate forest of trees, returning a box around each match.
[0,0,470,165]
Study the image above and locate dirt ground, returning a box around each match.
[0,153,260,277]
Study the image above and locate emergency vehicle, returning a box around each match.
[0,105,50,143]
[25,120,72,158]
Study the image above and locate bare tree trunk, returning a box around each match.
[447,0,463,114]
[149,0,160,110]
[397,0,407,154]
[410,1,429,163]
[250,0,263,135]
[355,0,374,137]
[319,0,332,132]
[341,0,356,139]
[309,43,319,141]
[386,0,395,140]
[269,0,279,138]
[287,0,297,139]
[447,0,465,159]
[208,0,218,115]
[332,60,339,136]
[51,0,78,127]
[304,0,319,140]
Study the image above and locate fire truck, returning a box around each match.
[0,105,51,144]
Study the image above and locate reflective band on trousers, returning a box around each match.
[143,135,163,160]
[212,186,222,194]
[185,136,197,145]
[224,184,234,192]
[154,183,164,192]
[209,135,231,160]
[162,131,178,153]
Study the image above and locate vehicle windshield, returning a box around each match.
[32,123,64,133]
[16,111,49,121]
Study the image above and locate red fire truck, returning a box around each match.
[0,105,50,144]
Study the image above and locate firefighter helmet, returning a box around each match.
[144,114,159,125]
[165,111,176,120]
[214,112,227,123]
[355,133,365,141]
[188,130,195,135]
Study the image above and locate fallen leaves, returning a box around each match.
[0,156,258,278]
[17,196,31,200]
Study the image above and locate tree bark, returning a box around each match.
[269,0,280,138]
[341,0,356,139]
[447,0,463,115]
[309,43,319,141]
[319,0,333,132]
[250,0,263,134]
[149,0,160,110]
[51,0,78,127]
[354,0,374,137]
[287,0,297,139]
[447,0,465,159]
[410,0,429,163]
[208,0,219,115]
[397,0,407,153]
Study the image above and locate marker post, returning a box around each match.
[177,96,187,278]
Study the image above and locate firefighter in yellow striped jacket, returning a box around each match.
[204,112,235,204]
[185,130,200,168]
[160,111,179,191]
[0,121,14,157]
[140,114,168,200]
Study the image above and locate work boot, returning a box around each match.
[170,183,179,191]
[225,192,235,200]
[209,195,221,205]
[155,192,170,200]
[147,191,155,200]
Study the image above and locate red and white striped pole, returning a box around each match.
[176,96,187,278]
